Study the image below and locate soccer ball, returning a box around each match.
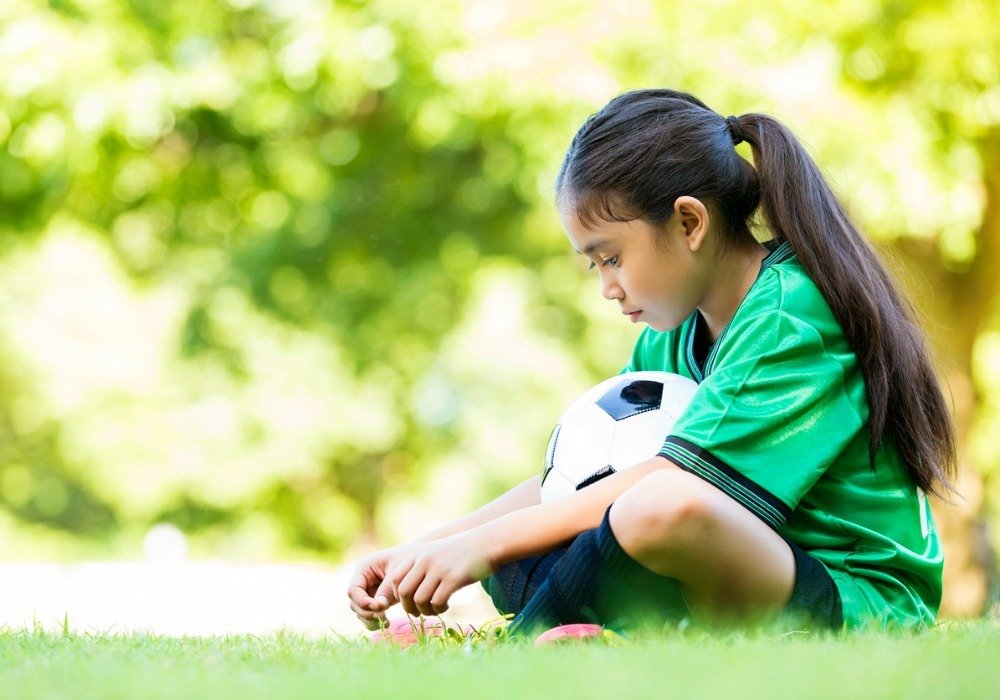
[540,371,699,503]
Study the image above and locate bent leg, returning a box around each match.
[482,548,566,615]
[511,511,689,634]
[609,468,795,622]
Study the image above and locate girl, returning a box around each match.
[346,89,956,633]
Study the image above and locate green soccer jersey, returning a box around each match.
[622,240,943,629]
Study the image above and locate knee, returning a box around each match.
[609,470,717,564]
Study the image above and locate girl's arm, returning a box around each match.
[413,474,542,544]
[480,457,673,567]
[387,456,676,617]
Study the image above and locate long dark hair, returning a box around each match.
[556,89,956,496]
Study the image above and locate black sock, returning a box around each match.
[481,549,566,615]
[511,507,688,634]
[510,528,601,634]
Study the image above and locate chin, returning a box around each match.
[648,315,686,333]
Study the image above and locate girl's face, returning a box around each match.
[560,201,711,333]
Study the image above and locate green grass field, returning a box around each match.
[2,619,999,700]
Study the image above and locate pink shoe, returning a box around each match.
[534,623,623,646]
[369,618,472,648]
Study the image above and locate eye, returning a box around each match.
[588,256,618,270]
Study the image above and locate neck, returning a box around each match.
[699,243,769,341]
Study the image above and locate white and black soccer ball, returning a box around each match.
[540,371,699,503]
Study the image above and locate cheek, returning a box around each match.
[651,274,699,328]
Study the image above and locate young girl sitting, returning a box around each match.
[347,88,956,634]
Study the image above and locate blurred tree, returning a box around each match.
[0,0,556,553]
[1,0,996,617]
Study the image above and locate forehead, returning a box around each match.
[560,211,648,254]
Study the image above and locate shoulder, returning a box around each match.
[719,254,848,362]
[740,253,832,323]
[771,257,839,329]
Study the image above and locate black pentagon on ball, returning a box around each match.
[595,379,663,420]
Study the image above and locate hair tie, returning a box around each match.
[725,115,743,145]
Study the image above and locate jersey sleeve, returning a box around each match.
[658,309,864,531]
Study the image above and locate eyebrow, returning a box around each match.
[574,238,613,256]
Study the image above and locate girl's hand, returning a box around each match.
[346,544,415,630]
[387,532,496,617]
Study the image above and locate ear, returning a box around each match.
[672,196,710,253]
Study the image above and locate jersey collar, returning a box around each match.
[685,238,794,382]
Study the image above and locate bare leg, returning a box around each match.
[609,468,795,622]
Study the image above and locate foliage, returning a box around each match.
[0,0,997,563]
[0,0,621,557]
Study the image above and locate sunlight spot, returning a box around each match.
[143,524,189,563]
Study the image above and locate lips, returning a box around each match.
[625,310,642,322]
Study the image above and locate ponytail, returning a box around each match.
[728,114,956,495]
[557,90,957,496]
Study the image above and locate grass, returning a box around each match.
[1,619,998,699]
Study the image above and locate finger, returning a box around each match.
[387,557,416,606]
[412,574,444,618]
[350,598,384,619]
[373,565,404,609]
[355,612,385,632]
[371,579,396,610]
[349,602,368,622]
[386,556,415,591]
[349,587,377,609]
[428,579,460,616]
[346,560,375,594]
[395,562,427,618]
[349,601,387,630]
[350,598,381,617]
[347,565,380,608]
[360,612,386,631]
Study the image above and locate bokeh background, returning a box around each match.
[0,0,997,627]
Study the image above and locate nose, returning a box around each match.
[600,271,624,302]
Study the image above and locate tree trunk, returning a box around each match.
[886,131,1000,616]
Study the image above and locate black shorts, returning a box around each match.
[783,537,844,629]
[482,535,843,630]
